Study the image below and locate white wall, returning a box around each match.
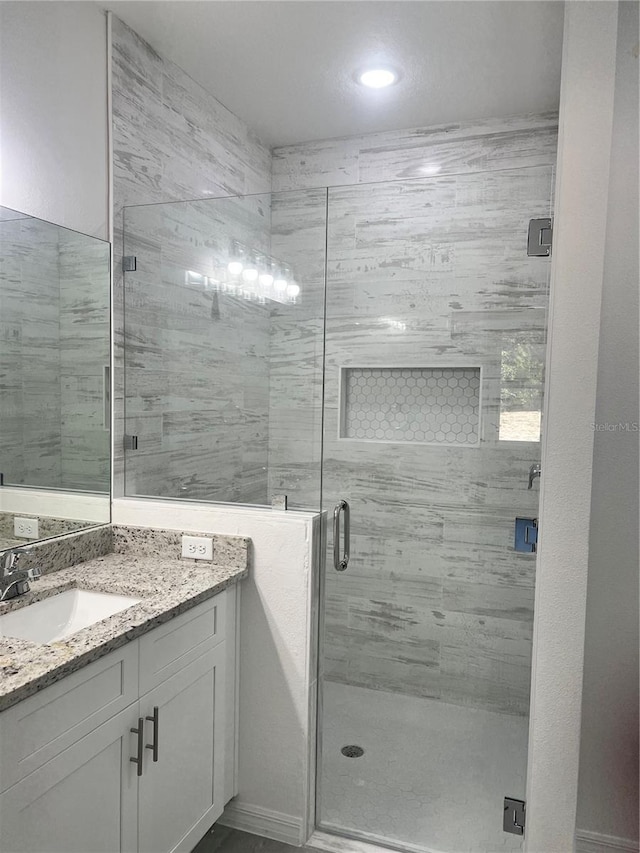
[525,3,619,851]
[0,488,109,524]
[576,1,639,847]
[112,498,320,845]
[0,1,108,238]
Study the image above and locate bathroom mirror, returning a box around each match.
[0,205,110,550]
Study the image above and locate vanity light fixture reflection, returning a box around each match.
[185,243,300,305]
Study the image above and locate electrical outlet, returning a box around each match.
[181,535,213,561]
[14,517,39,539]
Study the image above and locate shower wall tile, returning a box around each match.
[111,16,272,499]
[272,117,556,715]
[112,18,271,210]
[442,580,534,622]
[272,112,558,191]
[267,189,328,509]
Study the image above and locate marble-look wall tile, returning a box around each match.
[272,112,558,191]
[267,188,327,509]
[111,16,272,498]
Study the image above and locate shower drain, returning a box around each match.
[341,745,364,758]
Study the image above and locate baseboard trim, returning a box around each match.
[219,801,304,846]
[307,829,424,853]
[217,816,639,853]
[576,830,639,853]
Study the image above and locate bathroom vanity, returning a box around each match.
[0,526,248,853]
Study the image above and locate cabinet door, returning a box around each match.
[0,642,138,793]
[137,645,225,853]
[0,705,139,853]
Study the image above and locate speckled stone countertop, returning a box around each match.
[0,526,249,711]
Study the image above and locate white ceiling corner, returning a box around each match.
[104,0,564,148]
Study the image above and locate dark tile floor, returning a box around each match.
[192,825,317,853]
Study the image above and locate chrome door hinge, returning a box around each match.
[503,797,526,836]
[122,255,137,272]
[515,517,538,553]
[527,218,552,256]
[123,434,138,450]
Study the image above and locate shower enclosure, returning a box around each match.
[123,154,553,851]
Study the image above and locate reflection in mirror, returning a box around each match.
[0,206,111,549]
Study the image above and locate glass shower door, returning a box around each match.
[317,167,553,852]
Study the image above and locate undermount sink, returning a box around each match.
[0,588,141,644]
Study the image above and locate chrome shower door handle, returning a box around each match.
[333,499,350,572]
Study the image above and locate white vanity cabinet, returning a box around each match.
[0,588,236,853]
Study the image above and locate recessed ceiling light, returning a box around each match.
[358,68,399,89]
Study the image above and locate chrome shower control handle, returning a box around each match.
[528,463,541,489]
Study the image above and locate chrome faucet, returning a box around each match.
[528,463,542,489]
[0,549,41,602]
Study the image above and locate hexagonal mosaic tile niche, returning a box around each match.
[340,367,481,445]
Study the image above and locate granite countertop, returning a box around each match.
[0,547,248,712]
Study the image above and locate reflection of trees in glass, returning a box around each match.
[501,338,544,411]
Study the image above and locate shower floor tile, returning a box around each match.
[318,681,528,853]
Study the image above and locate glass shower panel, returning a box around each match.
[318,167,553,852]
[122,190,326,509]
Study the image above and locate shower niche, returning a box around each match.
[338,366,481,446]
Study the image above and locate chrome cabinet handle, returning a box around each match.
[145,706,159,762]
[130,717,144,776]
[333,499,350,572]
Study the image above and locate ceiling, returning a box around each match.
[104,1,564,148]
